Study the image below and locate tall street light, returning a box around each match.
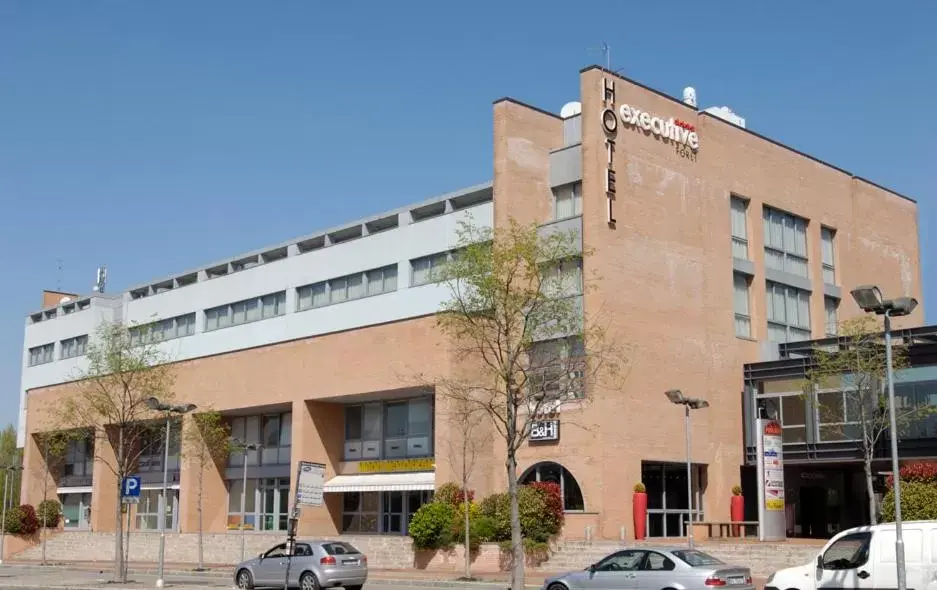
[231,438,262,563]
[145,397,196,589]
[850,285,918,590]
[0,464,24,565]
[665,389,709,549]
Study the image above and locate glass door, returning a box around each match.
[381,491,404,534]
[259,478,289,531]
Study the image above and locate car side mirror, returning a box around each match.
[259,552,265,560]
[816,555,823,570]
[589,564,596,574]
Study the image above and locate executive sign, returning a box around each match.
[529,420,560,443]
[618,105,700,151]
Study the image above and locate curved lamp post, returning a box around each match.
[145,397,196,589]
[665,389,709,549]
[850,285,917,590]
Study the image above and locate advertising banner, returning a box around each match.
[756,418,786,541]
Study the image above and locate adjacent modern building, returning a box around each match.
[18,65,924,541]
[742,326,937,539]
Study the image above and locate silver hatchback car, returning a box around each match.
[541,547,754,590]
[234,539,368,590]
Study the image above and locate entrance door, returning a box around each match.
[259,479,288,531]
[801,486,827,538]
[61,493,91,529]
[381,492,404,534]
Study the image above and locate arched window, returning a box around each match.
[520,461,585,511]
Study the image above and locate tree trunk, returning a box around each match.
[864,455,877,525]
[197,458,204,571]
[41,521,47,566]
[507,450,524,590]
[463,481,471,579]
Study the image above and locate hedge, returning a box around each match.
[881,481,937,522]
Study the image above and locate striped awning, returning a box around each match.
[323,471,435,493]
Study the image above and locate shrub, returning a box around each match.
[732,485,743,496]
[37,500,62,528]
[408,502,457,550]
[18,504,39,535]
[881,481,937,522]
[528,481,564,530]
[435,482,475,506]
[634,482,646,493]
[887,462,937,487]
[517,485,554,542]
[478,492,511,541]
[3,506,23,535]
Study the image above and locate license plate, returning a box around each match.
[727,577,745,585]
[342,559,359,566]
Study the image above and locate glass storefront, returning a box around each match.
[60,492,92,529]
[641,461,705,538]
[341,490,433,535]
[135,488,178,531]
[227,477,290,531]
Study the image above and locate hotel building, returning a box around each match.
[18,66,923,542]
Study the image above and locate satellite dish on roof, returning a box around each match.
[59,296,72,304]
[560,101,582,118]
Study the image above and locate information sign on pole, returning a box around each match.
[121,476,141,504]
[295,461,326,507]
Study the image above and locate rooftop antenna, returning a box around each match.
[56,258,63,291]
[93,265,107,294]
[588,43,611,71]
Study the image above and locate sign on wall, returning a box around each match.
[529,420,560,443]
[755,418,786,541]
[358,457,435,474]
[295,461,326,507]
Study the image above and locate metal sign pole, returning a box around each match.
[282,462,302,590]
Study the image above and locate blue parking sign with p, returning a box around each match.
[121,476,141,503]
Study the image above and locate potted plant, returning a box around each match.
[730,485,744,537]
[633,483,647,540]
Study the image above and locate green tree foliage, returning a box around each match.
[409,502,457,550]
[37,500,61,528]
[0,424,23,506]
[881,482,937,522]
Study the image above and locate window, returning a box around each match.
[330,272,364,304]
[204,292,285,332]
[825,297,839,336]
[821,227,836,285]
[520,462,585,511]
[135,489,177,531]
[228,412,291,467]
[595,550,646,571]
[527,337,586,402]
[297,282,328,311]
[227,477,290,531]
[815,390,862,442]
[643,552,676,571]
[763,207,809,278]
[733,273,751,338]
[367,265,398,296]
[138,420,181,472]
[766,281,811,343]
[343,398,433,461]
[342,492,380,533]
[671,550,724,567]
[542,258,583,298]
[730,196,749,260]
[820,532,872,570]
[28,343,55,366]
[553,182,582,220]
[63,438,94,477]
[60,335,88,360]
[130,313,196,345]
[410,252,449,286]
[642,461,705,538]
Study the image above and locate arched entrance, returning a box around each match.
[520,461,585,511]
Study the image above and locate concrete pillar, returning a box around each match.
[291,400,344,535]
[20,434,57,508]
[178,413,228,534]
[90,427,119,532]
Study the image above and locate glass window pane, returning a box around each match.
[311,283,327,307]
[733,274,749,315]
[246,298,261,322]
[408,399,431,437]
[345,406,362,440]
[730,197,747,239]
[298,287,313,311]
[816,392,845,424]
[363,404,382,440]
[367,270,383,295]
[412,258,429,286]
[331,278,347,303]
[232,302,247,325]
[384,265,397,292]
[347,274,364,300]
[262,295,276,318]
[217,306,231,328]
[384,403,408,438]
[782,396,806,426]
[279,413,291,447]
[263,415,280,447]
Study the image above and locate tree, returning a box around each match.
[445,401,484,580]
[53,321,174,583]
[32,431,75,565]
[183,410,232,571]
[0,425,23,507]
[431,219,624,590]
[805,315,928,525]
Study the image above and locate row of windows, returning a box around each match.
[28,335,89,366]
[730,197,837,286]
[732,274,840,342]
[130,313,196,345]
[229,412,292,467]
[344,398,433,461]
[297,264,398,311]
[205,292,287,332]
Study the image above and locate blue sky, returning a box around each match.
[1,1,935,425]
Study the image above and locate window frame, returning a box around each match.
[204,292,286,332]
[553,182,583,221]
[342,397,434,461]
[60,335,88,360]
[733,273,752,339]
[766,280,812,343]
[763,206,809,278]
[130,313,197,345]
[410,252,450,287]
[730,196,749,260]
[28,343,55,367]
[821,226,836,285]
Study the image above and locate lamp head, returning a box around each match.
[891,297,918,317]
[688,399,710,410]
[145,397,162,411]
[850,285,885,313]
[175,403,198,414]
[665,389,685,405]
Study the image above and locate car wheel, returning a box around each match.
[300,571,320,590]
[235,569,254,589]
[346,586,364,590]
[547,583,567,590]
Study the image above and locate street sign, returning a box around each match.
[121,476,141,504]
[295,461,325,507]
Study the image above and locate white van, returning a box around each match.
[766,521,937,590]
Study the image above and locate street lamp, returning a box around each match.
[665,389,709,549]
[231,438,262,563]
[850,285,918,590]
[0,464,24,565]
[145,397,196,589]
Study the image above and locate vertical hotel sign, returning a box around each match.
[755,418,786,541]
[600,77,617,225]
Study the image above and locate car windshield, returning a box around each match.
[671,550,724,566]
[321,542,359,555]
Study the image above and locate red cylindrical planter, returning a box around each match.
[633,492,648,540]
[730,495,745,537]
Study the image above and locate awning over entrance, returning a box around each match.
[323,471,435,493]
